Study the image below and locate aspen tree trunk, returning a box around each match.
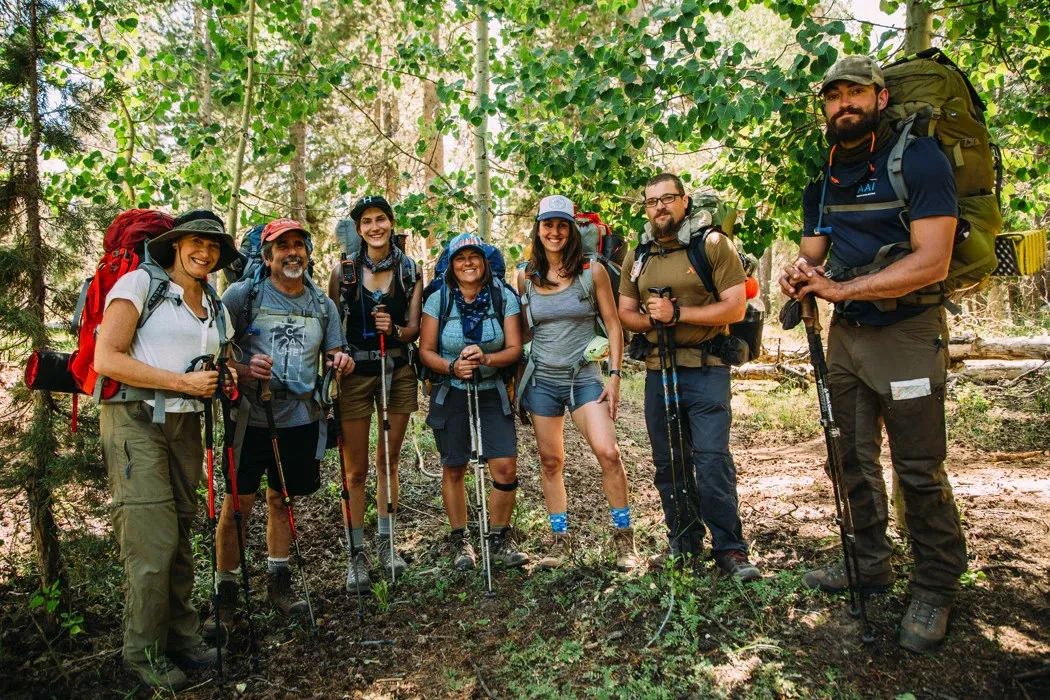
[226,0,258,238]
[290,0,308,223]
[195,5,214,211]
[474,5,491,239]
[25,0,63,596]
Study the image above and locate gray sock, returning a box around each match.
[267,557,289,574]
[350,527,364,549]
[218,568,240,586]
[377,515,392,536]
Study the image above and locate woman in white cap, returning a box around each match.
[94,211,238,691]
[418,232,529,571]
[516,195,638,571]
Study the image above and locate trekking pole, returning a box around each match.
[187,355,224,683]
[647,288,692,538]
[217,360,261,672]
[257,380,317,636]
[323,368,364,621]
[800,295,874,643]
[468,370,495,598]
[376,306,397,584]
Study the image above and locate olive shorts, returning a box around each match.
[338,364,419,419]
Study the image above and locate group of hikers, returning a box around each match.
[90,54,969,690]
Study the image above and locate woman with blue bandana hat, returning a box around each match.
[418,233,530,571]
[516,195,639,572]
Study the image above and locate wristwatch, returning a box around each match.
[670,302,681,325]
[609,369,622,377]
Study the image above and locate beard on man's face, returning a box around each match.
[652,209,684,239]
[827,104,880,143]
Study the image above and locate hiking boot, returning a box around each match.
[489,527,529,568]
[376,539,408,577]
[612,527,640,572]
[899,599,951,653]
[803,561,893,595]
[345,550,372,593]
[124,655,188,691]
[169,641,218,670]
[715,550,762,582]
[267,567,309,617]
[201,579,239,643]
[537,533,573,570]
[450,532,477,571]
[649,536,702,570]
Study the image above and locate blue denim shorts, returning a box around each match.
[520,375,605,417]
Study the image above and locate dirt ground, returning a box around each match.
[1,376,1048,698]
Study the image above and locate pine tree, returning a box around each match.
[0,0,112,601]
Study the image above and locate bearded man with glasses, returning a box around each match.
[617,172,761,581]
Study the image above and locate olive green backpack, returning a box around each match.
[882,48,1003,297]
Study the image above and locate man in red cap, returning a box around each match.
[212,218,351,624]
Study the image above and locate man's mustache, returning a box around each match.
[831,106,864,122]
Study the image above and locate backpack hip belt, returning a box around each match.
[432,373,512,417]
[826,241,946,314]
[350,346,408,363]
[99,385,184,424]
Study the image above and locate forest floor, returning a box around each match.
[1,368,1048,699]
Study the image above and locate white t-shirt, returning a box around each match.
[105,269,233,413]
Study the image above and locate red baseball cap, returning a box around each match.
[261,218,309,242]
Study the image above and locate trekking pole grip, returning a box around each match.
[258,379,271,403]
[800,295,822,333]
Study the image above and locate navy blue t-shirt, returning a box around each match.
[802,135,957,326]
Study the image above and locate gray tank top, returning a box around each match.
[528,276,600,382]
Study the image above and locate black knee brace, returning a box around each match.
[491,479,519,492]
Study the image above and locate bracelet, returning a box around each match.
[670,303,681,325]
[609,369,622,377]
[448,359,457,376]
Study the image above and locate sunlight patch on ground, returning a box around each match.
[974,619,1048,656]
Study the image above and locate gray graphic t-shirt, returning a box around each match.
[223,278,343,427]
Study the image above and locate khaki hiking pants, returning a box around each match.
[827,305,967,606]
[101,402,205,665]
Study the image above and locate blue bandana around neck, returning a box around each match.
[453,285,491,343]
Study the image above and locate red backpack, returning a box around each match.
[66,209,175,399]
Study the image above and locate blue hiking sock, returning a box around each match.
[549,512,569,534]
[377,515,392,536]
[610,506,631,529]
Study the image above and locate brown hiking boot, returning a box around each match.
[715,550,762,582]
[267,567,309,617]
[612,528,640,572]
[803,561,893,595]
[123,655,188,691]
[537,532,573,570]
[899,599,951,653]
[201,579,238,643]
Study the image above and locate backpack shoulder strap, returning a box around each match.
[202,282,228,349]
[887,115,918,205]
[579,256,608,337]
[235,278,265,341]
[629,241,654,283]
[685,229,719,300]
[138,264,174,329]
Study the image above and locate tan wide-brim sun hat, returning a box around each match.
[146,217,240,271]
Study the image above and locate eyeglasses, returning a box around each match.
[643,193,684,209]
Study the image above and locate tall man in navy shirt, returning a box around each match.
[779,55,967,653]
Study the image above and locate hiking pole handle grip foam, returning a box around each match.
[800,295,822,333]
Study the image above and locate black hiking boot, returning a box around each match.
[201,579,238,643]
[802,561,894,595]
[267,567,309,617]
[489,526,529,568]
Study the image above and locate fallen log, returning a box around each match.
[951,359,1050,381]
[731,358,1049,383]
[948,334,1050,361]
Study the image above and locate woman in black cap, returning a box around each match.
[93,213,239,691]
[328,195,422,590]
